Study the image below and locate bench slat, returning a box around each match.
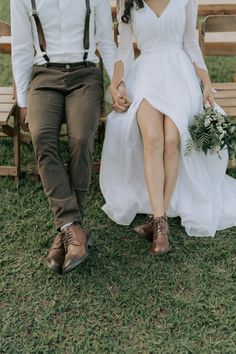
[0,103,15,113]
[0,112,11,125]
[215,98,236,107]
[0,95,15,103]
[0,87,14,94]
[222,107,236,116]
[214,90,236,98]
[0,166,17,176]
[213,83,236,90]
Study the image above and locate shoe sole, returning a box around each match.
[62,233,94,274]
[45,260,62,275]
[151,245,172,256]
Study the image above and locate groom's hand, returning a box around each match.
[19,107,29,132]
[110,83,131,113]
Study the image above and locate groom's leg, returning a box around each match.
[65,67,103,219]
[27,80,82,230]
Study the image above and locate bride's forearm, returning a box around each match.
[194,65,212,87]
[110,60,125,89]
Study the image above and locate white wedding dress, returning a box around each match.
[100,0,236,237]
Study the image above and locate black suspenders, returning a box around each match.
[31,0,49,62]
[83,0,91,63]
[31,0,91,64]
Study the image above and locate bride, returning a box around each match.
[100,0,236,255]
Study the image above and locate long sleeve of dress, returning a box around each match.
[183,0,208,72]
[115,0,135,76]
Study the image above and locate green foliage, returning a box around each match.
[1,2,236,353]
[185,108,236,161]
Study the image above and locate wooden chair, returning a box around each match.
[0,21,21,180]
[198,0,236,16]
[199,15,236,168]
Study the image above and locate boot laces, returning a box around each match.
[153,216,167,241]
[145,216,153,224]
[54,232,64,249]
[61,228,83,252]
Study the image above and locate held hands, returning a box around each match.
[203,83,214,109]
[19,107,29,132]
[110,82,131,113]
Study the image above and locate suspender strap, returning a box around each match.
[31,0,50,62]
[83,0,91,63]
[31,0,91,65]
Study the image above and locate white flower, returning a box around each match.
[220,132,225,141]
[211,145,221,154]
[217,125,224,133]
[204,118,211,127]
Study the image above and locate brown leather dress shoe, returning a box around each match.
[133,216,153,242]
[151,215,171,256]
[62,223,93,274]
[46,232,65,274]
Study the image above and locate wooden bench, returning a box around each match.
[0,87,21,180]
[198,0,236,16]
[0,21,22,180]
[199,15,236,168]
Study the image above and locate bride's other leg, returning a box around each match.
[137,100,165,217]
[163,116,180,211]
[137,100,170,255]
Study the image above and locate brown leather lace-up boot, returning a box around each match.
[151,215,171,256]
[133,216,153,242]
[46,232,65,274]
[62,223,93,274]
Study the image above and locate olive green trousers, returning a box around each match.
[27,64,103,229]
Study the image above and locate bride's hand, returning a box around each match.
[203,83,214,108]
[110,82,131,113]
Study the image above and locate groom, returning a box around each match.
[11,0,116,274]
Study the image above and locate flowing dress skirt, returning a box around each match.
[100,47,236,237]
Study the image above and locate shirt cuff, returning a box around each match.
[17,92,28,108]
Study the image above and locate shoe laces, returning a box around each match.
[61,228,82,252]
[54,232,64,248]
[153,216,167,241]
[145,216,153,224]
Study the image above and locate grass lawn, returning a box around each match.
[1,2,236,353]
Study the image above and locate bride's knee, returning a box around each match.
[164,136,180,155]
[143,132,164,153]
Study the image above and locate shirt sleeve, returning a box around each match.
[183,0,208,72]
[11,0,34,107]
[115,0,135,77]
[95,0,117,80]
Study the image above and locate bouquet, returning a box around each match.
[185,107,236,161]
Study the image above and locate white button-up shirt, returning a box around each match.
[11,0,117,107]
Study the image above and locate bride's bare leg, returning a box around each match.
[163,116,180,211]
[137,100,171,254]
[137,100,165,217]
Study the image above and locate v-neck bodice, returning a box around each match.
[116,0,207,78]
[144,0,173,19]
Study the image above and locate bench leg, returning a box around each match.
[13,106,21,182]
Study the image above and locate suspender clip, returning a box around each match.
[43,53,50,63]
